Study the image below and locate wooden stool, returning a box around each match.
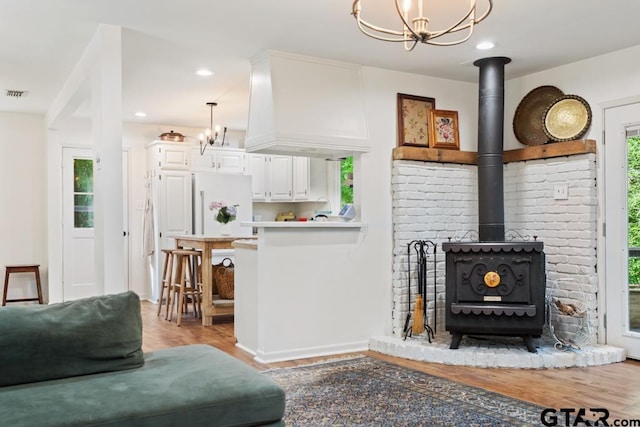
[157,249,176,319]
[3,264,44,306]
[168,250,203,326]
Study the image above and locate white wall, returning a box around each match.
[505,43,640,340]
[0,112,47,301]
[505,44,640,151]
[359,67,478,335]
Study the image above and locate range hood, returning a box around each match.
[245,51,369,160]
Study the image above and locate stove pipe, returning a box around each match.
[474,56,511,242]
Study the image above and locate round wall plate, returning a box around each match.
[543,94,592,142]
[513,85,564,146]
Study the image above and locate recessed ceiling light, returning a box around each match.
[476,41,496,50]
[196,69,214,77]
[135,112,146,117]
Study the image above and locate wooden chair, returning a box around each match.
[167,250,203,326]
[157,249,175,319]
[3,265,44,306]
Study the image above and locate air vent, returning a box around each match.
[5,90,28,98]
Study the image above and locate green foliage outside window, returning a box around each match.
[629,137,640,285]
[341,156,353,207]
[74,159,94,228]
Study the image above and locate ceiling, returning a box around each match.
[2,0,640,131]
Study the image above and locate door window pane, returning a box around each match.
[74,159,94,228]
[627,135,640,332]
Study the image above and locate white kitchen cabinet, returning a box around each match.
[268,155,293,201]
[247,153,292,201]
[292,156,310,200]
[248,153,327,203]
[147,140,191,170]
[294,157,328,202]
[191,147,246,174]
[247,154,268,201]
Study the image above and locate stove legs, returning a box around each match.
[522,335,536,353]
[448,333,538,353]
[449,333,463,349]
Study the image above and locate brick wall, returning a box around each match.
[392,153,598,344]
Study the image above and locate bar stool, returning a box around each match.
[3,264,44,306]
[168,250,203,326]
[157,249,175,319]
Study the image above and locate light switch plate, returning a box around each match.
[554,184,568,200]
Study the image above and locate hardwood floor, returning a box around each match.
[142,301,640,420]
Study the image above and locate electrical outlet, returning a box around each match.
[554,184,568,200]
[135,200,145,210]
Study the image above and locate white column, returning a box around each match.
[92,25,124,295]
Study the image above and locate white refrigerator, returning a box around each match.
[192,172,253,238]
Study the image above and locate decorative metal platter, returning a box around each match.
[513,85,564,146]
[543,94,592,142]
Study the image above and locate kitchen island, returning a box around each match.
[233,221,374,363]
[173,235,255,326]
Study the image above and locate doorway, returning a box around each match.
[604,102,640,359]
[62,148,129,300]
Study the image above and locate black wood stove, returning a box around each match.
[442,57,546,353]
[443,241,546,352]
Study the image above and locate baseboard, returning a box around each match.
[254,341,369,364]
[235,343,257,356]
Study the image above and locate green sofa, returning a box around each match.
[0,291,285,426]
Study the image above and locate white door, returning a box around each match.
[604,102,640,359]
[63,148,129,301]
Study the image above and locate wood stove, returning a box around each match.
[443,241,546,352]
[442,57,546,353]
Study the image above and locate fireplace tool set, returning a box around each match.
[403,240,437,342]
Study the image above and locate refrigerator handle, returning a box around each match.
[200,190,205,234]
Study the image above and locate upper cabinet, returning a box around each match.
[245,51,369,160]
[147,141,191,171]
[191,147,246,174]
[247,153,327,202]
[292,157,310,200]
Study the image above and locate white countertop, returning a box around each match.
[241,221,364,228]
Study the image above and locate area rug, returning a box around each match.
[264,356,543,426]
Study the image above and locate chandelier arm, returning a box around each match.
[425,28,475,46]
[421,0,491,39]
[404,38,420,52]
[356,18,414,42]
[355,14,407,38]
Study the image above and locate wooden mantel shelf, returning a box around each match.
[393,139,596,165]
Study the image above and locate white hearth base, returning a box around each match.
[370,334,626,369]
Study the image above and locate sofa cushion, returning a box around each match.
[0,344,286,427]
[0,291,144,387]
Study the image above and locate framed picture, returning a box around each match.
[397,93,436,147]
[428,109,460,150]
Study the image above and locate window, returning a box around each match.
[340,156,353,207]
[73,159,94,228]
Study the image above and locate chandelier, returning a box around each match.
[199,102,227,155]
[351,0,493,51]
